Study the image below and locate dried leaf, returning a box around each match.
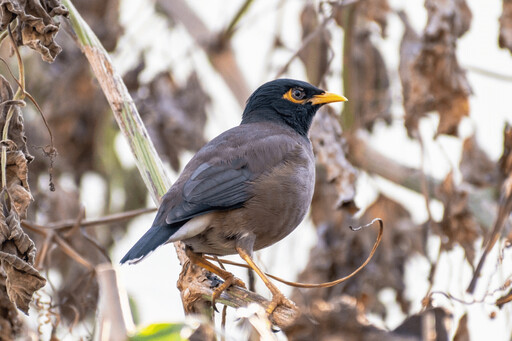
[334,0,390,36]
[284,296,414,341]
[350,29,392,131]
[453,313,469,341]
[393,307,451,341]
[499,0,512,54]
[40,195,108,323]
[499,123,512,179]
[496,287,512,308]
[460,135,497,187]
[0,0,68,62]
[0,76,33,162]
[23,0,122,182]
[5,150,32,219]
[128,71,208,171]
[310,109,357,211]
[0,274,23,340]
[0,196,45,314]
[357,0,390,36]
[333,2,392,130]
[435,172,480,264]
[398,0,472,137]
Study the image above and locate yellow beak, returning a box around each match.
[309,92,348,105]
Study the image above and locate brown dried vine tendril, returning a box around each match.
[205,218,383,289]
[0,23,57,191]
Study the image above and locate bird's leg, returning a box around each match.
[235,234,296,315]
[185,247,246,307]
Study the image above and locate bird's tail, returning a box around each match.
[120,224,180,265]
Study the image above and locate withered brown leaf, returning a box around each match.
[357,0,390,36]
[0,275,23,339]
[333,2,392,131]
[499,0,512,54]
[435,172,480,265]
[0,0,68,62]
[460,135,498,187]
[499,123,512,179]
[393,307,452,341]
[398,0,472,137]
[350,29,392,131]
[0,76,32,162]
[453,313,469,341]
[0,197,45,314]
[128,70,209,171]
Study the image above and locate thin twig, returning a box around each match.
[467,182,512,293]
[34,231,55,270]
[23,207,156,231]
[63,205,85,238]
[221,0,255,42]
[466,64,512,82]
[52,233,96,271]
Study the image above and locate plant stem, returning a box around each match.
[221,0,254,42]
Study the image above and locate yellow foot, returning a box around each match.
[266,292,296,315]
[212,274,246,308]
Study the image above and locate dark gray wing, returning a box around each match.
[160,123,305,225]
[165,157,254,224]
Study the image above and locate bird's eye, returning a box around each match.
[282,87,307,104]
[291,88,306,100]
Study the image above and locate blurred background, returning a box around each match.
[1,0,512,339]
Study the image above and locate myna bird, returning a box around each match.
[121,79,347,313]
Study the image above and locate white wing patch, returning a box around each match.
[167,213,213,243]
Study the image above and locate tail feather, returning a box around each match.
[120,224,180,264]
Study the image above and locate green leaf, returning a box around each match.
[129,323,187,341]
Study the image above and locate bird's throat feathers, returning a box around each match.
[241,107,314,136]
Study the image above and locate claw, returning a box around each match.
[211,274,246,308]
[266,292,296,315]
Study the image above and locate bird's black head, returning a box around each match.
[241,79,347,136]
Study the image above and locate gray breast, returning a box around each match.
[244,142,315,251]
[182,137,315,256]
